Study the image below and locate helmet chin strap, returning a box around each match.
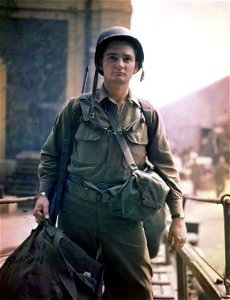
[140,68,145,82]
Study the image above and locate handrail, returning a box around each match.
[0,196,37,204]
[177,193,230,299]
[183,194,230,205]
[221,194,230,297]
[177,242,226,299]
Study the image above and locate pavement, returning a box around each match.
[0,201,37,267]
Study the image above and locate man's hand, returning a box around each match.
[33,196,49,223]
[168,218,187,251]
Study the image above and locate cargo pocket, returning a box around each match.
[74,123,108,166]
[125,122,148,167]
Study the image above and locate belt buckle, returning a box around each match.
[83,186,99,203]
[97,183,108,191]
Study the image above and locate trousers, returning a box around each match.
[58,178,153,300]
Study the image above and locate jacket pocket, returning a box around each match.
[125,122,148,167]
[74,123,108,166]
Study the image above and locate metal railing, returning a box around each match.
[176,193,230,300]
[0,196,37,205]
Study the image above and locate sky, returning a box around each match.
[130,0,229,107]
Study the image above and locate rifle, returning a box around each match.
[50,66,89,224]
[81,66,89,93]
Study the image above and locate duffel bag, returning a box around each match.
[0,220,104,300]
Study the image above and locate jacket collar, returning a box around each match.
[94,84,140,108]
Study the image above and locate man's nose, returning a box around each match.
[115,58,124,68]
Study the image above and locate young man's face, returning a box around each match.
[100,40,137,86]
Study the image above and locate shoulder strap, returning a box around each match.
[79,97,92,122]
[139,99,157,142]
[104,108,137,171]
[138,98,155,142]
[138,98,153,128]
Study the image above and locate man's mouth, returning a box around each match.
[113,72,125,76]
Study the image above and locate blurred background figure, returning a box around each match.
[214,156,229,197]
[190,156,201,196]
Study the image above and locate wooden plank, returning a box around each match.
[152,264,176,299]
[152,283,175,300]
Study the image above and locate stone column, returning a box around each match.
[0,58,6,161]
[0,58,6,192]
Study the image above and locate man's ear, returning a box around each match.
[98,59,103,71]
[133,64,139,74]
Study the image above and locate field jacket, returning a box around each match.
[38,85,184,218]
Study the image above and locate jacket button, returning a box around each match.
[97,193,102,201]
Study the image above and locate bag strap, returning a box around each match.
[52,228,79,299]
[104,107,138,172]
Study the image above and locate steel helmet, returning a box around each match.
[94,26,144,75]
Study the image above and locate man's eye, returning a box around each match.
[124,57,132,62]
[108,56,117,61]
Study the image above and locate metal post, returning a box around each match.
[221,194,230,296]
[176,253,188,300]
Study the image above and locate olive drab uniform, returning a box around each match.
[38,85,184,299]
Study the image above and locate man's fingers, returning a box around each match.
[168,235,186,252]
[42,203,49,219]
[33,200,49,220]
[174,237,186,250]
[167,233,173,246]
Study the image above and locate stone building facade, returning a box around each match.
[0,0,132,158]
[159,76,229,164]
[0,0,132,191]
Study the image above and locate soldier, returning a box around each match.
[33,26,187,300]
[215,156,229,197]
[190,157,201,196]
